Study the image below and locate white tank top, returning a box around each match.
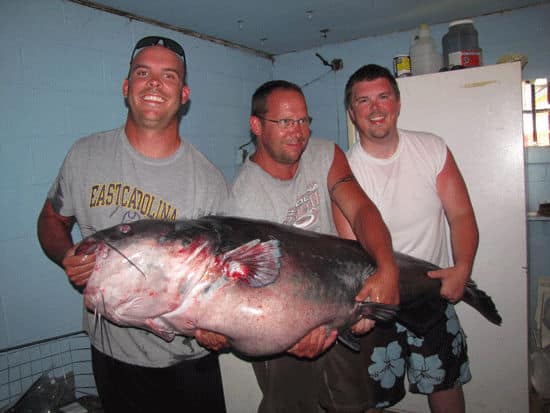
[347,129,450,267]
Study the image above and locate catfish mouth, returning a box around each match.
[84,290,140,325]
[84,287,109,315]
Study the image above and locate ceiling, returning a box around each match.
[76,0,545,57]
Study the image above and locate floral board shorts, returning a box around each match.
[363,303,471,409]
[321,303,471,411]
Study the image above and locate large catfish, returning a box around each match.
[79,216,501,357]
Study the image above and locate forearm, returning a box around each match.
[327,147,398,308]
[343,202,400,322]
[438,149,479,277]
[449,211,479,276]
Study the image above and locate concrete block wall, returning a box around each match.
[526,147,550,331]
[0,0,271,351]
[1,0,549,409]
[2,0,549,380]
[273,3,550,147]
[526,147,550,212]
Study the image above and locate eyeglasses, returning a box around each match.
[129,36,187,70]
[258,116,312,129]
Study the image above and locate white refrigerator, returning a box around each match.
[386,62,527,412]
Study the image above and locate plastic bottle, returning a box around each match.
[442,19,482,68]
[409,24,443,76]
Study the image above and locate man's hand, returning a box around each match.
[195,329,230,352]
[63,244,96,288]
[287,325,338,358]
[352,266,400,335]
[350,317,376,336]
[428,265,470,303]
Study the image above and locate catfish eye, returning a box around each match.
[118,224,132,234]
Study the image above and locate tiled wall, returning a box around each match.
[0,0,272,352]
[526,147,550,212]
[273,3,550,148]
[526,147,550,333]
[1,0,549,395]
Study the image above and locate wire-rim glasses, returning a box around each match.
[258,116,312,129]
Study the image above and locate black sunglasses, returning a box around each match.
[129,36,187,71]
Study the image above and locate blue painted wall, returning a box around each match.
[526,147,550,212]
[526,147,550,333]
[0,0,271,350]
[1,0,549,353]
[273,3,550,148]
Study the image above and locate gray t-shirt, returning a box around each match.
[224,138,337,236]
[48,126,228,367]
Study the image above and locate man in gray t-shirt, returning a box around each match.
[37,36,227,413]
[202,80,400,413]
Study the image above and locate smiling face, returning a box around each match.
[347,77,401,144]
[250,89,311,178]
[123,46,189,131]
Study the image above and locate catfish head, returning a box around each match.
[78,220,214,340]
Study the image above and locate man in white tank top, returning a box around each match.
[334,64,479,413]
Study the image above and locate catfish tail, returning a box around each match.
[462,279,502,325]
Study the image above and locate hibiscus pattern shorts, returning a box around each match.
[361,303,471,409]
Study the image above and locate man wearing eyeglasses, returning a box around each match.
[217,80,400,412]
[37,36,228,412]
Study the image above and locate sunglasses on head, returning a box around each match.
[129,36,187,69]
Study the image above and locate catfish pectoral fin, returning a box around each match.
[222,239,282,287]
[337,329,361,352]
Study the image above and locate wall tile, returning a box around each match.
[3,0,550,358]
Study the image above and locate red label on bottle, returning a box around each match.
[448,50,482,67]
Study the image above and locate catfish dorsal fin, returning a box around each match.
[222,239,282,287]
